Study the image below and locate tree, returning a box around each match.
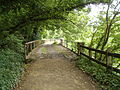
[0,0,109,39]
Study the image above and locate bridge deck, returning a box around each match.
[15,44,99,90]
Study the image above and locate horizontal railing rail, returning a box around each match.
[62,40,120,74]
[25,40,43,59]
[24,39,64,59]
[80,44,120,58]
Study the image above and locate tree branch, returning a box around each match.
[1,0,108,33]
[8,16,66,34]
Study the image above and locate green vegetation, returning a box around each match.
[0,34,24,90]
[76,57,120,90]
[0,49,24,90]
[0,0,120,89]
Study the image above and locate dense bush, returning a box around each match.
[0,34,24,54]
[0,49,24,90]
[76,57,120,90]
[0,34,24,90]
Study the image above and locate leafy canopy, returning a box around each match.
[0,0,110,35]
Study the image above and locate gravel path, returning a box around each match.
[15,44,99,90]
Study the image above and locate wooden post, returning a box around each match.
[106,48,112,72]
[35,42,37,47]
[77,42,80,55]
[35,41,38,47]
[60,39,64,45]
[32,43,33,49]
[30,43,32,52]
[27,44,29,55]
[106,48,112,65]
[89,46,92,60]
[24,44,27,59]
[77,42,85,57]
[27,44,29,57]
[33,42,35,49]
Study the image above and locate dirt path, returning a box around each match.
[15,44,99,90]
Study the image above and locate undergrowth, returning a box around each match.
[0,49,24,90]
[76,57,120,90]
[0,34,24,90]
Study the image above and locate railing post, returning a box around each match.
[89,46,92,60]
[77,42,85,57]
[106,48,112,71]
[25,44,29,59]
[60,39,64,46]
[33,42,35,48]
[30,43,32,52]
[35,42,37,47]
[32,43,33,49]
[77,42,80,55]
[28,44,29,53]
[27,44,29,55]
[24,44,27,59]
